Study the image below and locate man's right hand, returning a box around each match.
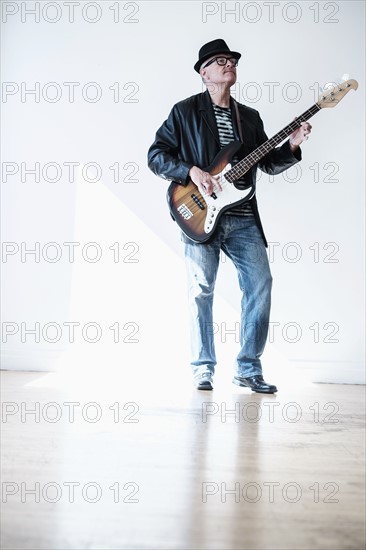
[189,166,221,197]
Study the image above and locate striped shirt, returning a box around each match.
[212,103,254,217]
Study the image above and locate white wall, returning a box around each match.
[1,1,365,383]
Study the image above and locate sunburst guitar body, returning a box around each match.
[167,141,255,242]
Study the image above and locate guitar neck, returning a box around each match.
[225,103,321,182]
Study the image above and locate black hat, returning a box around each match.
[194,38,241,73]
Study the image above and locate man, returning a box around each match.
[148,39,311,392]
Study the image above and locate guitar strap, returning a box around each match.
[233,99,244,143]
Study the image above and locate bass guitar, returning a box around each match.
[167,79,358,243]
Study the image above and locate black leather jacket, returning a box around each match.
[147,90,301,246]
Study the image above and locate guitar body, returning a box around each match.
[167,141,255,243]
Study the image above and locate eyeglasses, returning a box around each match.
[202,56,239,69]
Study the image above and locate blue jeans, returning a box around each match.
[181,214,272,378]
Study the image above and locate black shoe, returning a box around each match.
[232,375,277,394]
[194,373,213,390]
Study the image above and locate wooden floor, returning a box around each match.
[1,370,365,550]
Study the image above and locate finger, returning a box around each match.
[199,184,209,196]
[210,175,222,192]
[200,173,210,191]
[203,174,220,192]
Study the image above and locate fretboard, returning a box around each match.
[225,103,321,182]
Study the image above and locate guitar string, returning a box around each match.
[226,104,320,182]
[227,105,320,181]
[184,163,249,215]
[183,102,318,214]
[183,175,250,217]
[227,105,320,180]
[181,84,353,219]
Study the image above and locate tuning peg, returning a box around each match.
[341,73,350,82]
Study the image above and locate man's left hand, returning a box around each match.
[289,121,312,151]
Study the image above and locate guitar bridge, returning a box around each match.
[177,203,193,220]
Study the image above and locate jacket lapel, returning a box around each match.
[230,96,241,142]
[230,96,250,157]
[199,90,221,146]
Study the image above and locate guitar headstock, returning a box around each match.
[317,79,358,108]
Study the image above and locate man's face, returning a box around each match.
[199,53,238,88]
